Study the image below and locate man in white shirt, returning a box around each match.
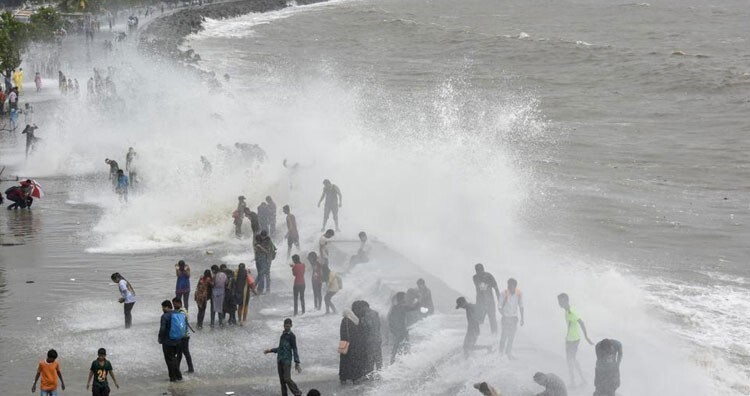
[318,229,334,264]
[499,278,524,358]
[111,272,136,329]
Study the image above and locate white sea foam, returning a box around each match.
[187,0,349,40]
[9,5,747,395]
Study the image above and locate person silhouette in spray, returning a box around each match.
[318,179,342,231]
[594,338,623,396]
[473,263,501,335]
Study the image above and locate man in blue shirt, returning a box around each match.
[264,318,302,396]
[157,300,183,382]
[116,169,129,202]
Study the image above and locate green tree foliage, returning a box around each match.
[0,11,27,78]
[29,7,63,42]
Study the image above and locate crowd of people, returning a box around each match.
[460,266,623,396]
[25,162,624,396]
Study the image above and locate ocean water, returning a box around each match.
[1,0,748,395]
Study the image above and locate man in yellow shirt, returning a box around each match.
[557,293,593,387]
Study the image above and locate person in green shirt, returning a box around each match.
[264,318,302,396]
[557,293,593,388]
[86,348,119,396]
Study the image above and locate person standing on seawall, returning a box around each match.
[594,338,623,396]
[283,205,300,258]
[211,264,227,327]
[157,300,183,382]
[266,196,277,236]
[86,348,120,396]
[172,297,195,374]
[115,170,129,202]
[387,291,419,363]
[498,277,524,359]
[175,260,191,311]
[290,254,306,316]
[318,179,342,231]
[254,230,276,294]
[308,252,323,311]
[194,269,212,330]
[416,278,434,317]
[456,297,493,357]
[557,293,593,388]
[319,229,335,265]
[473,263,501,335]
[264,318,302,396]
[111,272,136,329]
[234,196,247,238]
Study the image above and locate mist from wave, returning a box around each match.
[5,0,746,394]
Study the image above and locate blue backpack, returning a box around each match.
[169,312,187,341]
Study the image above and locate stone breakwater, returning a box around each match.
[139,0,328,84]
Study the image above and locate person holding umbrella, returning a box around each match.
[6,179,40,210]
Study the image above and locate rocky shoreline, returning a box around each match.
[139,0,328,84]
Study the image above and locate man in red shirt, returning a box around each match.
[290,254,306,316]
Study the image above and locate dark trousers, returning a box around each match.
[7,198,27,209]
[197,302,207,329]
[234,220,242,237]
[123,302,135,328]
[312,282,322,310]
[256,259,270,293]
[477,299,498,334]
[391,333,409,363]
[176,291,189,311]
[178,337,194,372]
[293,285,305,315]
[277,362,301,396]
[368,342,383,371]
[325,291,337,314]
[161,344,183,381]
[92,385,110,396]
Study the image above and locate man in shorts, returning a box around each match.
[283,205,300,258]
